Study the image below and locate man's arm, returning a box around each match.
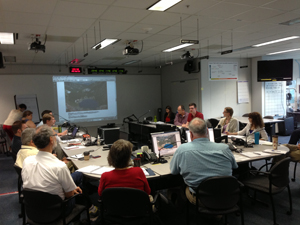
[170,151,180,174]
[65,186,82,198]
[57,129,68,136]
[174,114,180,126]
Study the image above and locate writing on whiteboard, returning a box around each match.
[209,62,238,81]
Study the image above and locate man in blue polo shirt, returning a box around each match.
[170,118,238,204]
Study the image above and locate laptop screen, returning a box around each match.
[71,127,78,137]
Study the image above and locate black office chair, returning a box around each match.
[0,128,8,155]
[242,113,249,117]
[13,165,23,203]
[238,121,246,131]
[22,189,90,225]
[243,157,292,225]
[208,118,219,128]
[263,116,274,119]
[100,187,165,225]
[186,176,244,225]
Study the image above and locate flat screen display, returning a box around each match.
[151,131,181,156]
[257,59,293,82]
[185,128,214,142]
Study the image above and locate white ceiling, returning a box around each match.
[1,0,300,67]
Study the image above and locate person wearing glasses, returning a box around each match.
[216,107,238,133]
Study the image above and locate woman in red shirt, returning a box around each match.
[98,139,151,197]
[163,105,175,124]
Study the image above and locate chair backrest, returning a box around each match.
[238,121,246,131]
[208,118,219,128]
[13,164,22,177]
[242,113,249,117]
[101,187,152,225]
[23,189,63,224]
[269,157,291,188]
[197,176,240,210]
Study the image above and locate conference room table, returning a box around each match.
[60,139,289,193]
[215,116,283,142]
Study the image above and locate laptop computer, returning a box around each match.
[60,127,78,140]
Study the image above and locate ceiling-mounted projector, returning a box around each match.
[123,46,139,55]
[28,35,46,53]
[181,51,193,59]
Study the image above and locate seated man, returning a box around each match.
[182,103,204,128]
[174,105,189,126]
[170,118,238,204]
[43,113,67,136]
[36,110,52,127]
[15,128,39,168]
[22,125,98,220]
[11,121,28,159]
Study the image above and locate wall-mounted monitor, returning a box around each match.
[257,59,293,82]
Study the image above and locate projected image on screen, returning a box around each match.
[65,82,108,112]
[53,76,117,123]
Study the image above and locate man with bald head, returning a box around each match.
[170,118,238,205]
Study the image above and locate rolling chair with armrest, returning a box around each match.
[242,113,250,117]
[186,176,244,225]
[22,189,91,225]
[0,128,8,155]
[13,165,25,223]
[100,187,167,225]
[243,157,292,225]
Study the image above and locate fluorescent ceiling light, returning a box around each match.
[123,60,138,65]
[267,48,300,55]
[163,43,193,52]
[0,32,14,44]
[252,36,299,47]
[148,0,182,11]
[91,38,120,50]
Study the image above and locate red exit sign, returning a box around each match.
[69,67,82,73]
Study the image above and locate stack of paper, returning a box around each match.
[76,165,150,176]
[263,149,287,154]
[241,151,271,158]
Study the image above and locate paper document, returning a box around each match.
[259,140,273,146]
[263,149,287,154]
[90,167,115,175]
[64,145,86,150]
[69,153,84,159]
[61,139,81,143]
[77,165,100,173]
[228,135,245,139]
[241,152,271,158]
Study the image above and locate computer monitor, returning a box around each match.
[98,127,120,145]
[185,128,215,143]
[151,131,181,157]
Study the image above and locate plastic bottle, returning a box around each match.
[97,135,101,146]
[254,132,260,145]
[154,115,157,122]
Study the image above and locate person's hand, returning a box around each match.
[62,158,69,164]
[74,186,82,194]
[225,132,230,135]
[52,153,57,157]
[297,144,300,150]
[62,130,68,135]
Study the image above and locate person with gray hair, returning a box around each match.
[170,118,238,205]
[21,125,99,220]
[15,128,39,168]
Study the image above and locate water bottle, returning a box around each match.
[154,115,157,122]
[97,135,101,146]
[254,132,260,145]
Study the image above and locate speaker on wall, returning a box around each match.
[0,52,4,68]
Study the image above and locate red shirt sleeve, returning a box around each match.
[137,168,151,195]
[98,172,107,197]
[187,113,192,122]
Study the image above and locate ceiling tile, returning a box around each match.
[101,6,151,23]
[113,0,154,9]
[223,0,275,7]
[49,15,95,29]
[263,0,300,11]
[1,0,57,14]
[53,1,108,19]
[63,0,113,5]
[231,8,283,22]
[125,23,168,35]
[168,0,220,14]
[140,12,188,26]
[198,2,254,19]
[3,23,47,34]
[4,12,51,26]
[46,26,85,37]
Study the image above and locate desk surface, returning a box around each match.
[61,140,288,179]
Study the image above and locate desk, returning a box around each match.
[215,116,283,142]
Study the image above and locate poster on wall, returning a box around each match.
[208,62,238,81]
[237,81,250,103]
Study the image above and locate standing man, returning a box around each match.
[182,103,204,128]
[170,118,238,205]
[174,105,189,126]
[3,104,27,140]
[11,121,28,159]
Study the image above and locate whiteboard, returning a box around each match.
[264,82,286,116]
[14,94,40,123]
[208,62,238,81]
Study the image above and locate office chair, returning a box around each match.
[22,189,90,225]
[13,165,25,222]
[242,113,250,117]
[208,118,219,128]
[263,116,274,119]
[100,187,165,225]
[291,161,298,182]
[186,176,244,225]
[238,121,246,131]
[0,128,8,154]
[243,157,292,225]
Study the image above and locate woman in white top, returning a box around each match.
[216,107,238,133]
[226,112,268,141]
[3,104,27,140]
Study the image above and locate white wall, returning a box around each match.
[251,57,264,114]
[0,65,161,136]
[161,57,252,119]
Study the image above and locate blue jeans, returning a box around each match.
[65,172,84,216]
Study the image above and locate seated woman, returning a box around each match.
[216,107,238,133]
[164,106,175,124]
[22,110,36,128]
[226,112,268,141]
[98,139,151,198]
